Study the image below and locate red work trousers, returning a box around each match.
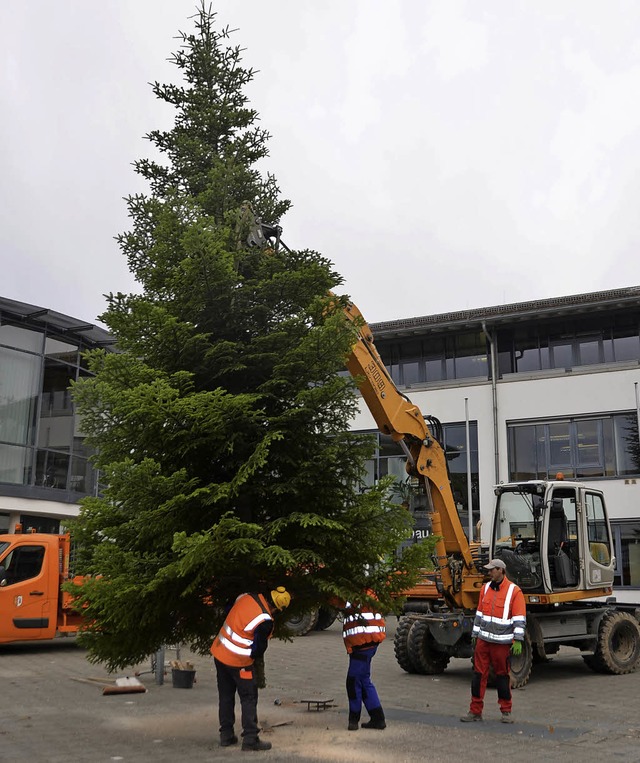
[469,638,512,715]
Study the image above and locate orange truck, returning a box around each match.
[0,528,83,644]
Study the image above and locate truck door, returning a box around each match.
[0,541,53,642]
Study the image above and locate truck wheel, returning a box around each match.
[406,620,450,674]
[314,606,338,631]
[285,608,320,637]
[509,632,533,688]
[584,610,640,675]
[394,615,420,673]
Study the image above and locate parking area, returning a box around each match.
[2,617,640,762]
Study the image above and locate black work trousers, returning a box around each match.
[214,658,259,743]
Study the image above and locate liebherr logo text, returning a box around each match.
[365,362,386,392]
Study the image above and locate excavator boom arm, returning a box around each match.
[342,300,483,608]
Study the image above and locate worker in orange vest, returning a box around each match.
[460,559,526,724]
[338,592,387,731]
[211,587,291,751]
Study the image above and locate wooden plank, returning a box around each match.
[102,684,147,695]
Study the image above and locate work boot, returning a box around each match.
[241,738,272,751]
[347,712,361,731]
[219,734,238,747]
[361,707,386,730]
[501,712,514,724]
[460,712,483,722]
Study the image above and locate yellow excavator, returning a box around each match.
[247,205,640,687]
[343,296,640,686]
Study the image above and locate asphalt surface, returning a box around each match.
[2,617,640,763]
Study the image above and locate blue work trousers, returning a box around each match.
[346,646,381,714]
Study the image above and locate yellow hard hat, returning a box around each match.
[271,586,291,610]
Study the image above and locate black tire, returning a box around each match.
[314,606,338,631]
[509,632,533,688]
[394,615,420,673]
[285,608,320,637]
[406,620,450,675]
[583,611,640,675]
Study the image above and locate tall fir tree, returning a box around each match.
[70,3,434,670]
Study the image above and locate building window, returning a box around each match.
[0,443,32,485]
[360,421,479,536]
[378,333,488,386]
[611,522,640,588]
[498,313,640,376]
[508,413,640,480]
[0,346,41,450]
[19,514,60,534]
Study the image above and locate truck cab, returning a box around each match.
[0,530,82,644]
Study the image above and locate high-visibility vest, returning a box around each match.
[342,600,386,654]
[211,593,273,667]
[472,576,526,644]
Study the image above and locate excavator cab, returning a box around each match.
[491,480,615,595]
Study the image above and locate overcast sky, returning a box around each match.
[2,1,640,327]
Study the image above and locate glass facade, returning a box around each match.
[0,314,101,498]
[376,332,489,386]
[497,313,640,375]
[507,413,640,481]
[374,309,640,387]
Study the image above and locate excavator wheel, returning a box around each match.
[314,605,338,631]
[394,615,420,673]
[583,610,640,675]
[284,608,320,637]
[406,620,450,675]
[509,631,533,688]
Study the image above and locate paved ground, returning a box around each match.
[2,617,640,763]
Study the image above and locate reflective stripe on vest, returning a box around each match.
[344,611,385,638]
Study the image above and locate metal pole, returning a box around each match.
[465,397,473,542]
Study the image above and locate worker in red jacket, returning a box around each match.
[211,586,291,751]
[460,559,526,724]
[339,592,387,731]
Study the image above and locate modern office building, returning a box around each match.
[351,286,640,602]
[0,296,113,534]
